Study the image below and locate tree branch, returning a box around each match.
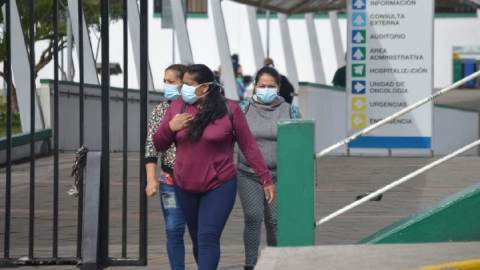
[34,39,67,78]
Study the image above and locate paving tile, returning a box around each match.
[1,154,479,269]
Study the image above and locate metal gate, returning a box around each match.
[1,0,149,268]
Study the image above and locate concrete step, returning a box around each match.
[255,242,480,270]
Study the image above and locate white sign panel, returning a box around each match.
[347,0,434,149]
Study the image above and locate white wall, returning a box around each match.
[299,84,479,156]
[434,106,479,156]
[38,81,166,152]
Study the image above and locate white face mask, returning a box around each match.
[256,88,278,103]
[163,84,181,101]
[181,82,214,104]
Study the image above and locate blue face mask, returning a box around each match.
[163,84,181,101]
[182,82,214,104]
[256,88,278,104]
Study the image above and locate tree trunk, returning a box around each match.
[2,61,19,113]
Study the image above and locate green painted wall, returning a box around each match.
[277,119,315,247]
[358,181,480,244]
[0,129,52,150]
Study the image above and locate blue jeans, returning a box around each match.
[159,182,186,270]
[174,176,238,270]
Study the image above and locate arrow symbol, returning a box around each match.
[354,15,365,26]
[353,116,364,126]
[354,65,364,75]
[354,99,365,109]
[354,0,365,9]
[353,48,364,60]
[354,82,365,93]
[353,32,364,43]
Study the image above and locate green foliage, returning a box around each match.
[0,0,125,63]
[0,97,22,137]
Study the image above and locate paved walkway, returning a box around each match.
[1,153,479,269]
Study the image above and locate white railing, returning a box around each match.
[315,138,480,227]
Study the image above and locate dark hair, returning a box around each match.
[182,64,226,141]
[254,66,281,86]
[231,54,239,63]
[243,75,253,85]
[165,64,186,78]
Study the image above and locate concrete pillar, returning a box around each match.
[210,0,238,100]
[1,1,44,131]
[67,0,100,84]
[127,0,155,91]
[171,0,194,64]
[247,5,265,71]
[279,13,300,104]
[305,13,326,84]
[329,11,345,68]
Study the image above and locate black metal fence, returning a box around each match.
[1,0,148,268]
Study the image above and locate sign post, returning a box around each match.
[347,0,434,150]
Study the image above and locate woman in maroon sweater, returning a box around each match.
[153,64,274,270]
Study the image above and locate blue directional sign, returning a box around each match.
[352,30,366,44]
[352,13,366,27]
[352,81,366,94]
[352,0,366,10]
[352,47,366,61]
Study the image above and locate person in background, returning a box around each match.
[237,66,302,270]
[217,54,244,81]
[332,65,346,87]
[243,75,253,90]
[263,58,295,104]
[236,73,254,100]
[145,64,186,270]
[332,54,347,87]
[153,64,275,270]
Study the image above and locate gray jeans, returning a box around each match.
[237,170,277,267]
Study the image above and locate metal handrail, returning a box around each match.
[315,139,480,227]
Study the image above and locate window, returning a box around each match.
[255,8,347,19]
[186,0,208,14]
[153,0,208,17]
[154,0,162,14]
[435,6,477,13]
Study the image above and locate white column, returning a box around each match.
[329,11,346,68]
[2,1,44,131]
[67,16,72,81]
[278,13,299,95]
[171,0,194,64]
[210,0,238,100]
[305,13,326,84]
[127,0,155,91]
[246,5,265,71]
[67,0,99,84]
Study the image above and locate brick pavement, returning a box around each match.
[1,153,479,269]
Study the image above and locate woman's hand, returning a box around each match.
[264,185,276,204]
[169,113,194,132]
[145,179,159,197]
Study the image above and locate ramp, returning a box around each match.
[358,181,480,244]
